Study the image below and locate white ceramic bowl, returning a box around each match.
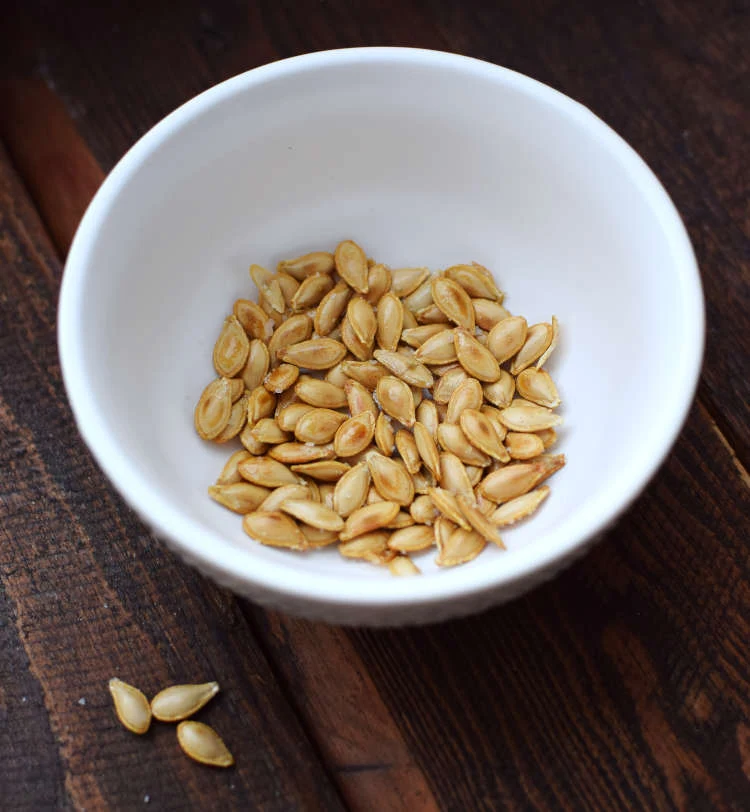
[59,48,703,625]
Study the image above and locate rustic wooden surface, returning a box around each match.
[1,1,748,809]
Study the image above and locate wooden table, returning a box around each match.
[1,1,748,808]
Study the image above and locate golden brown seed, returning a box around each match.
[436,423,491,466]
[340,359,389,390]
[402,280,433,313]
[376,292,404,352]
[391,267,429,298]
[109,678,151,735]
[291,460,351,481]
[365,263,392,305]
[278,251,335,280]
[341,315,372,360]
[238,456,302,488]
[482,371,516,408]
[401,324,446,348]
[242,510,307,549]
[240,339,270,391]
[295,376,348,408]
[339,501,401,540]
[290,272,334,311]
[280,499,344,531]
[498,403,563,432]
[478,455,565,502]
[416,400,439,441]
[345,380,378,419]
[459,409,510,462]
[249,263,273,289]
[536,315,559,369]
[536,428,558,449]
[239,424,269,455]
[487,316,528,364]
[510,322,553,374]
[410,493,438,525]
[314,281,352,335]
[431,276,475,330]
[415,304,450,324]
[213,315,250,378]
[373,350,433,388]
[395,429,421,474]
[276,402,315,432]
[491,486,550,526]
[269,442,335,464]
[177,721,234,768]
[376,375,415,427]
[432,365,469,403]
[246,386,276,423]
[275,271,300,307]
[375,412,395,456]
[445,377,484,424]
[386,511,415,530]
[214,394,248,443]
[234,298,272,340]
[228,376,245,403]
[216,450,252,486]
[400,306,418,330]
[258,484,312,513]
[347,296,377,346]
[388,556,421,576]
[195,378,232,440]
[335,239,369,293]
[387,524,434,552]
[325,361,352,389]
[444,264,502,300]
[436,526,486,567]
[367,454,415,506]
[339,531,390,559]
[516,368,561,408]
[250,418,290,445]
[457,495,506,548]
[413,422,441,480]
[473,298,512,331]
[414,328,458,364]
[334,412,376,457]
[427,487,472,530]
[151,682,220,722]
[293,408,347,444]
[454,328,501,382]
[333,461,371,517]
[268,316,313,364]
[264,363,299,394]
[439,453,474,500]
[278,338,348,370]
[505,432,545,460]
[208,482,271,514]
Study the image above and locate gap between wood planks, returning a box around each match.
[0,78,439,812]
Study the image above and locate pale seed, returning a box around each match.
[326,361,352,389]
[269,442,335,464]
[295,376,348,408]
[459,409,510,462]
[386,511,415,529]
[238,456,302,488]
[291,460,351,481]
[444,264,502,300]
[367,484,385,503]
[177,721,234,768]
[258,484,312,513]
[291,272,334,311]
[432,366,469,403]
[365,263,392,305]
[339,501,400,540]
[436,423,491,466]
[457,494,506,548]
[388,556,421,576]
[246,386,276,423]
[482,371,515,408]
[410,493,438,525]
[413,422,441,480]
[278,338,347,370]
[216,450,252,486]
[376,292,404,352]
[536,315,559,368]
[276,402,315,432]
[505,432,545,460]
[388,524,434,552]
[151,682,219,723]
[491,486,550,526]
[439,453,474,500]
[278,251,335,280]
[498,403,563,432]
[474,492,498,515]
[478,454,565,502]
[454,328,501,382]
[436,526,486,567]
[415,304,450,325]
[401,306,418,330]
[374,412,395,456]
[347,296,377,346]
[516,368,561,408]
[431,276,475,330]
[373,350,433,388]
[239,424,268,455]
[214,394,248,443]
[233,298,271,340]
[314,281,352,335]
[376,375,415,427]
[341,315,372,360]
[242,510,307,549]
[250,417,290,445]
[109,678,151,735]
[345,380,378,419]
[280,499,344,531]
[427,487,472,530]
[416,400,439,441]
[339,531,390,559]
[536,428,558,449]
[335,239,369,293]
[317,483,335,509]
[340,359,389,390]
[208,482,270,514]
[414,328,458,364]
[391,267,429,297]
[445,377,484,424]
[395,429,421,474]
[367,453,414,506]
[510,322,553,374]
[294,408,347,443]
[333,461,371,517]
[195,378,232,440]
[260,278,286,314]
[473,298,512,331]
[487,316,528,363]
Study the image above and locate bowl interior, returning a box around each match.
[62,50,700,605]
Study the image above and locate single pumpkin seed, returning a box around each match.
[278,338,347,370]
[431,276,475,330]
[445,377,484,424]
[401,324,446,347]
[340,359,388,390]
[291,272,334,311]
[427,487,472,530]
[177,721,234,768]
[536,428,558,449]
[151,682,219,722]
[314,281,352,335]
[269,442,335,464]
[239,424,269,455]
[335,239,369,292]
[293,408,347,444]
[276,402,315,432]
[373,350,433,388]
[516,368,561,408]
[268,314,313,361]
[436,423,491,466]
[233,298,271,340]
[413,422,441,480]
[444,264,502,300]
[388,556,421,576]
[454,328,501,382]
[367,454,414,506]
[414,328,458,364]
[482,371,515,408]
[264,363,299,394]
[216,450,252,486]
[510,322,553,374]
[376,292,404,352]
[415,400,439,441]
[347,296,377,346]
[536,315,559,368]
[280,499,344,531]
[478,454,565,502]
[258,484,312,513]
[487,316,528,363]
[250,417,290,445]
[339,530,390,559]
[439,453,474,500]
[473,298,512,331]
[339,501,401,540]
[432,365,469,403]
[410,493,438,525]
[436,526,486,567]
[457,494,506,548]
[208,482,271,514]
[376,375,416,427]
[388,524,434,552]
[212,315,250,378]
[341,315,372,360]
[491,486,550,526]
[242,510,307,549]
[260,278,286,314]
[505,432,545,460]
[498,403,563,432]
[415,304,451,325]
[345,380,378,419]
[365,263,392,305]
[278,250,335,280]
[249,263,273,289]
[395,429,421,474]
[240,339,270,390]
[109,678,151,735]
[459,409,511,462]
[295,376,348,408]
[334,412,376,457]
[300,523,340,547]
[275,271,300,307]
[246,386,276,423]
[402,280,433,313]
[195,378,232,440]
[391,267,429,297]
[374,412,395,456]
[238,456,302,488]
[291,460,351,481]
[333,461,371,517]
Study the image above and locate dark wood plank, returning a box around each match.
[0,145,345,810]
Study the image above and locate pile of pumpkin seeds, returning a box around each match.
[109,678,233,767]
[195,240,565,574]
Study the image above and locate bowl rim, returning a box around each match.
[58,46,704,611]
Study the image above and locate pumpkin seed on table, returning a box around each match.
[109,678,151,735]
[151,681,220,722]
[177,721,234,768]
